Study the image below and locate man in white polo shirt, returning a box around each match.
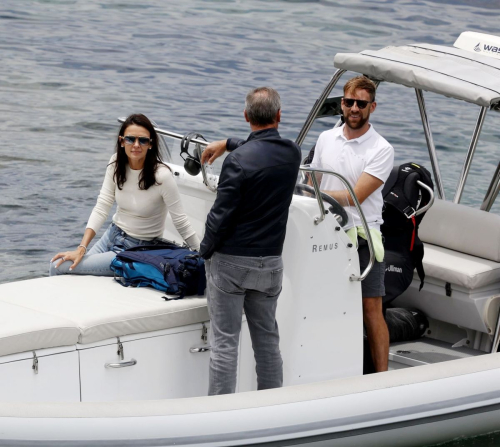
[311,76,394,372]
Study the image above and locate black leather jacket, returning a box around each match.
[200,128,301,259]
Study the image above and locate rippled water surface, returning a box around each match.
[1,1,500,443]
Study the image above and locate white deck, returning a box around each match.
[0,276,208,353]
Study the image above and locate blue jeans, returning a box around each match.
[206,252,284,395]
[49,223,161,277]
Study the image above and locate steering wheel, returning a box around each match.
[294,183,349,227]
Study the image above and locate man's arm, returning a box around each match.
[201,140,227,165]
[201,138,246,165]
[325,141,393,206]
[324,172,383,206]
[199,156,244,259]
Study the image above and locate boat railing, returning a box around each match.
[481,161,500,212]
[414,181,435,216]
[299,165,375,282]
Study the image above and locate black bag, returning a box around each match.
[363,307,429,374]
[385,307,429,343]
[381,162,434,305]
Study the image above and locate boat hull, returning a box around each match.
[1,353,500,446]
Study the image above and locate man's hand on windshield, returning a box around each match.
[201,140,227,165]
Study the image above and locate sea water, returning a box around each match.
[1,1,500,444]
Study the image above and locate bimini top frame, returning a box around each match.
[297,33,500,209]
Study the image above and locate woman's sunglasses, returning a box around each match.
[122,135,152,147]
[343,98,372,109]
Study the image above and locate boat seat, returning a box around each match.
[0,276,209,347]
[0,301,80,357]
[393,199,500,334]
[419,199,500,267]
[422,244,500,290]
[419,199,500,291]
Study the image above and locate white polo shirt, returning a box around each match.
[311,124,394,231]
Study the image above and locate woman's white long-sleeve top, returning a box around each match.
[86,154,200,250]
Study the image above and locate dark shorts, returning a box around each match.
[358,237,385,299]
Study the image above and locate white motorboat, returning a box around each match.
[1,31,500,446]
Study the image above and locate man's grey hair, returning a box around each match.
[245,87,281,126]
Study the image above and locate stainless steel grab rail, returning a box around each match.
[193,142,217,193]
[310,173,327,225]
[105,359,137,368]
[415,180,435,216]
[299,165,374,282]
[118,117,209,147]
[190,346,211,353]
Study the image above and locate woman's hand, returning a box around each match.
[51,246,86,271]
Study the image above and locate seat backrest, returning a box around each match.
[419,199,500,262]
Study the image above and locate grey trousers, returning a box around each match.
[206,252,284,395]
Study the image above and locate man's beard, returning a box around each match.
[344,113,369,130]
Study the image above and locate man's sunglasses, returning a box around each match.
[122,135,152,147]
[343,98,373,109]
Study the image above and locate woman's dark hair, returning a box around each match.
[113,113,165,190]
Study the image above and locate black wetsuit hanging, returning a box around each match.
[381,162,434,305]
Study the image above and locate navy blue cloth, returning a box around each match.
[111,244,206,297]
[200,128,301,259]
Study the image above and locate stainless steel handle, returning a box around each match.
[415,180,435,216]
[311,173,326,225]
[105,359,137,368]
[118,117,209,147]
[298,165,374,282]
[194,144,218,193]
[190,346,211,353]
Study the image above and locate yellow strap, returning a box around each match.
[346,226,385,262]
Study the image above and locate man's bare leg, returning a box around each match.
[362,296,389,372]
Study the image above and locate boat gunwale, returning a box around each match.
[1,352,500,419]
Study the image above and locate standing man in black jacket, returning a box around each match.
[200,87,301,395]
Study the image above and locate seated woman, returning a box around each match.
[50,113,200,276]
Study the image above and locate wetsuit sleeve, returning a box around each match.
[199,155,244,259]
